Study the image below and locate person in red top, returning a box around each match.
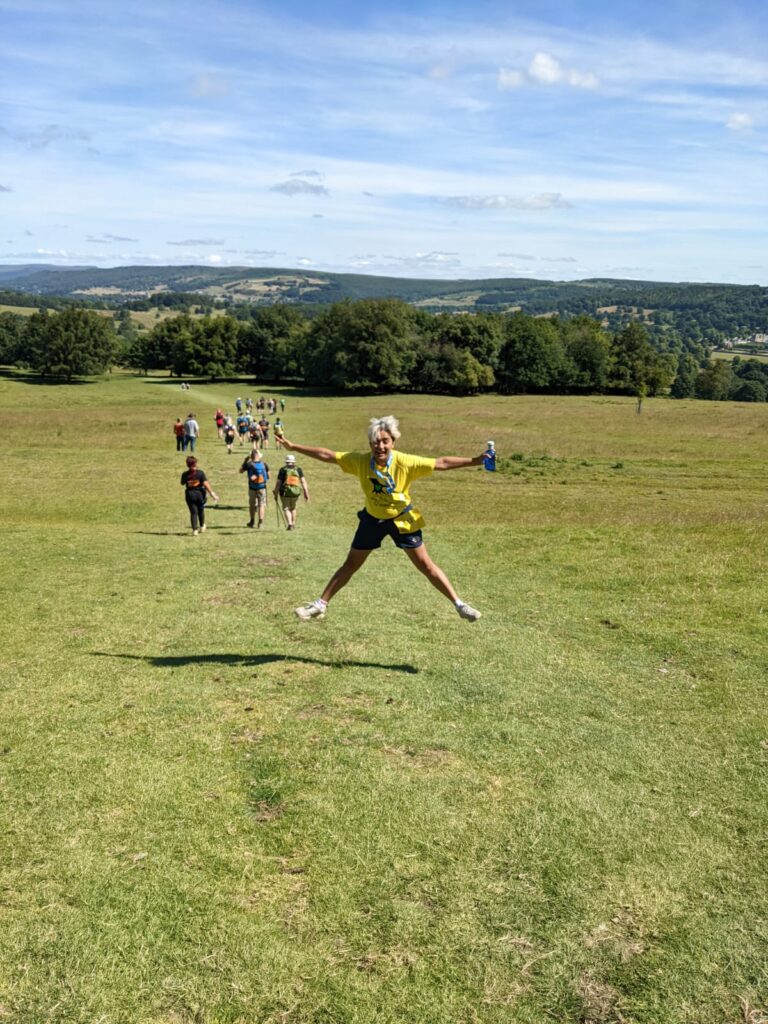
[180,456,219,536]
[173,418,185,451]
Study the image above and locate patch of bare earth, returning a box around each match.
[577,974,624,1023]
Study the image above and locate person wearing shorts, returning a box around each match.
[274,454,309,530]
[283,416,483,622]
[223,420,236,454]
[240,448,269,528]
[237,414,249,445]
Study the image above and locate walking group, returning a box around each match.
[175,399,484,622]
[175,396,308,538]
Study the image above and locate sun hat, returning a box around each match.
[285,454,296,464]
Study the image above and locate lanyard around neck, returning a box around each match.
[370,452,398,494]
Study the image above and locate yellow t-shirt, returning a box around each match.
[335,450,436,532]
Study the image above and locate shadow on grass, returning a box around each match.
[0,368,94,386]
[92,651,419,674]
[137,525,241,535]
[140,378,339,398]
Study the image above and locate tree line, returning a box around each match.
[1,299,767,401]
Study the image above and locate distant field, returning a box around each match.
[0,304,216,328]
[713,348,768,363]
[0,303,38,317]
[1,374,767,1023]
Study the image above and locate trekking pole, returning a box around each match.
[274,494,282,529]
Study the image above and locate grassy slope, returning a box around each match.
[1,373,767,1023]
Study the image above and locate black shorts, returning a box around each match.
[351,508,423,551]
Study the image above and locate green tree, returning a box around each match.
[0,311,25,365]
[670,353,699,398]
[496,314,565,393]
[609,322,673,395]
[731,378,766,402]
[559,316,611,391]
[24,307,116,380]
[695,360,734,400]
[303,299,418,391]
[425,312,502,370]
[412,342,494,394]
[238,305,308,379]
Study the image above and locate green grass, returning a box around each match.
[712,348,768,363]
[1,371,767,1023]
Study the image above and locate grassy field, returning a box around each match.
[0,305,210,328]
[1,371,767,1024]
[712,349,768,364]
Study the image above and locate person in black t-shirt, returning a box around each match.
[180,456,219,535]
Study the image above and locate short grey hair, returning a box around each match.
[368,416,400,443]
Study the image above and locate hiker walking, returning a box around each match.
[180,456,218,536]
[274,453,309,531]
[183,412,200,453]
[223,418,236,454]
[273,417,285,448]
[284,416,483,622]
[240,447,270,529]
[173,417,185,452]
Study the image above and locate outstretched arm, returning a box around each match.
[434,454,485,471]
[281,439,337,463]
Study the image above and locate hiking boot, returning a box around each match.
[257,521,263,529]
[294,601,326,621]
[247,521,254,528]
[456,602,481,622]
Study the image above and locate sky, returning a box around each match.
[1,0,767,284]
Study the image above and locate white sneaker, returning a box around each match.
[200,524,207,532]
[192,529,199,536]
[294,601,326,621]
[456,602,481,622]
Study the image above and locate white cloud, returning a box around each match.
[726,112,754,131]
[87,232,138,243]
[0,124,90,148]
[498,52,599,92]
[529,52,563,84]
[497,67,524,90]
[190,73,230,98]
[271,178,330,197]
[444,192,572,210]
[428,50,458,81]
[0,184,12,192]
[167,238,225,246]
[567,69,599,89]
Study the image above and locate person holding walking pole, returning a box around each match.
[274,453,309,531]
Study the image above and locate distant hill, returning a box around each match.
[0,263,95,283]
[0,264,766,350]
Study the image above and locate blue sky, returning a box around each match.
[1,0,766,283]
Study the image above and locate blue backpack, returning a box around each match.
[247,460,268,490]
